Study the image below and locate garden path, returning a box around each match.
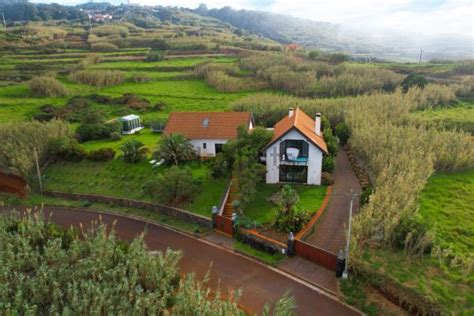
[305,148,361,254]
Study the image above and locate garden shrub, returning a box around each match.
[335,122,350,145]
[28,76,68,97]
[87,148,116,161]
[144,166,199,206]
[75,121,121,143]
[80,53,102,67]
[321,171,334,185]
[154,133,195,165]
[50,138,87,161]
[69,70,125,87]
[322,155,335,173]
[90,42,118,52]
[120,140,147,163]
[272,185,311,233]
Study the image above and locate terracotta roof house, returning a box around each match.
[164,112,254,157]
[264,108,328,185]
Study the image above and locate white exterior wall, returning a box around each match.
[191,139,228,157]
[265,129,324,185]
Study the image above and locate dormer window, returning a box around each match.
[202,118,209,127]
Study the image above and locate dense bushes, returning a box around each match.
[69,70,125,87]
[406,84,457,109]
[272,185,311,233]
[120,140,147,163]
[144,166,199,205]
[28,76,68,97]
[0,120,70,178]
[0,213,295,314]
[75,121,121,142]
[50,138,87,161]
[90,42,118,52]
[87,148,116,161]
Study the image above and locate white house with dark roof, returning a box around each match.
[263,108,328,185]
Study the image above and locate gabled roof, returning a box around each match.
[164,112,253,140]
[265,108,328,154]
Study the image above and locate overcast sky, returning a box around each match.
[32,0,473,38]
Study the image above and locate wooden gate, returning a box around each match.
[214,214,233,236]
[294,239,337,270]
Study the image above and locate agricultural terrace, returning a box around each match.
[0,18,473,315]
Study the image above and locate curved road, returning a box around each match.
[16,207,360,316]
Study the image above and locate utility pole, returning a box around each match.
[88,14,92,31]
[342,189,356,279]
[419,49,423,64]
[1,12,6,32]
[33,147,43,195]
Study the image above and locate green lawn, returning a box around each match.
[82,128,160,152]
[43,159,226,218]
[244,184,328,225]
[410,101,474,134]
[418,169,474,259]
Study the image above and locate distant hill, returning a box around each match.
[194,5,472,61]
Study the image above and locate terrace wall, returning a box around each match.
[43,191,212,229]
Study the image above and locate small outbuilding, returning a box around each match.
[119,114,143,135]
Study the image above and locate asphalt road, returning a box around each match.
[15,207,360,316]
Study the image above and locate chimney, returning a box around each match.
[288,107,294,118]
[315,113,321,136]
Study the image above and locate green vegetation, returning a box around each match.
[43,159,225,217]
[244,184,327,225]
[0,212,295,314]
[410,101,474,134]
[418,170,473,259]
[234,241,285,265]
[340,277,379,316]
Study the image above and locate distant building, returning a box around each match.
[119,114,143,134]
[164,112,254,157]
[263,108,327,185]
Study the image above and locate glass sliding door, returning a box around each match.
[279,165,308,183]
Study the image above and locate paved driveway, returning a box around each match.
[305,148,361,253]
[11,206,360,316]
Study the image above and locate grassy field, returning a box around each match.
[43,159,226,217]
[358,170,474,314]
[418,169,474,259]
[410,101,474,134]
[82,128,160,152]
[244,184,328,225]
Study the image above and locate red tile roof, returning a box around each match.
[164,112,253,140]
[266,108,328,154]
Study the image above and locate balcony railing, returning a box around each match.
[280,156,309,165]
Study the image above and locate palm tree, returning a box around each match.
[155,133,194,165]
[120,139,147,163]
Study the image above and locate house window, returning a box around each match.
[215,143,223,154]
[280,140,309,161]
[203,143,207,149]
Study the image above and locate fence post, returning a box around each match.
[211,205,218,229]
[231,212,236,236]
[287,232,295,257]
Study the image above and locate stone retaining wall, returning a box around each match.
[235,228,286,255]
[44,191,213,229]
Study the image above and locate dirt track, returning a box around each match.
[10,206,360,316]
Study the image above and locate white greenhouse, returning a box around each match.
[119,114,143,134]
